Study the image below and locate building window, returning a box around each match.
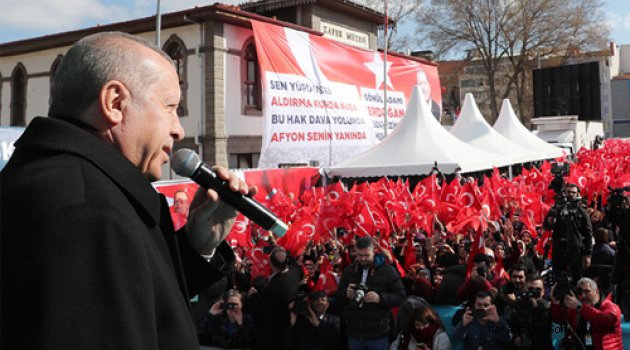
[163,35,188,117]
[229,153,260,169]
[50,55,63,105]
[10,63,27,126]
[243,39,262,113]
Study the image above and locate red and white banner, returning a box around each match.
[252,20,441,168]
[153,167,321,239]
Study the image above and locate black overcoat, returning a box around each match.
[1,117,234,350]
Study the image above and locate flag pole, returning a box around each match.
[155,0,162,46]
[383,0,389,138]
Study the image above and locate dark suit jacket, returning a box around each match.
[249,269,298,350]
[1,117,234,350]
[285,313,342,350]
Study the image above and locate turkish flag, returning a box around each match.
[466,224,487,278]
[277,214,317,256]
[354,202,377,236]
[248,241,272,279]
[440,178,461,204]
[567,165,589,191]
[404,230,417,270]
[459,182,481,210]
[226,214,253,248]
[315,258,339,296]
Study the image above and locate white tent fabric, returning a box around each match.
[451,93,546,163]
[324,86,513,178]
[493,99,565,159]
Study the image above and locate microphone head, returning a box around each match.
[170,149,202,177]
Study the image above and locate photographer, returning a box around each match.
[509,275,553,350]
[550,277,622,350]
[608,182,630,319]
[452,290,511,350]
[496,264,527,318]
[545,183,593,287]
[456,253,495,305]
[285,291,342,350]
[337,236,406,350]
[200,289,256,349]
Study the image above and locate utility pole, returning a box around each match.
[156,0,162,46]
[383,0,389,138]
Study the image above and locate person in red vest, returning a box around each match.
[550,277,623,350]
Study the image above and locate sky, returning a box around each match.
[1,0,630,46]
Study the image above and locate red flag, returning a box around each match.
[404,230,416,269]
[225,213,253,248]
[567,164,589,191]
[277,215,316,256]
[315,258,339,296]
[535,230,553,257]
[466,225,486,277]
[248,241,272,279]
[354,202,377,236]
[440,178,461,204]
[459,182,481,209]
[413,174,440,203]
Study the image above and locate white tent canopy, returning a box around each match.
[493,99,565,159]
[450,93,546,164]
[324,86,513,178]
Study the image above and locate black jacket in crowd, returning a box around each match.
[285,313,342,350]
[336,255,406,340]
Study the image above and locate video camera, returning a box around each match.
[607,186,630,228]
[476,266,489,279]
[551,162,570,176]
[350,284,368,308]
[291,292,309,316]
[608,186,630,212]
[220,302,238,310]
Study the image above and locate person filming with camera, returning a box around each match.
[285,291,342,350]
[508,275,553,350]
[452,290,511,350]
[200,289,256,349]
[337,236,406,350]
[545,183,593,291]
[550,277,622,350]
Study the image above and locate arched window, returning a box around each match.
[163,35,188,117]
[242,39,262,112]
[50,55,63,105]
[10,63,27,126]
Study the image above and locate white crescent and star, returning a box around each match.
[482,204,491,218]
[461,193,474,207]
[328,191,340,201]
[234,219,249,234]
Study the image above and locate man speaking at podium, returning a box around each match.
[1,32,252,350]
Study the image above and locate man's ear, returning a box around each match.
[99,80,130,126]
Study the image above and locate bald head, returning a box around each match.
[49,32,174,122]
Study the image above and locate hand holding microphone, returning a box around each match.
[170,149,288,254]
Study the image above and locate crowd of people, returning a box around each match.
[195,177,628,350]
[3,30,628,350]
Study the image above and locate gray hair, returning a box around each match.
[49,31,173,120]
[576,277,598,291]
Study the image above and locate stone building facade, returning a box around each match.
[0,0,385,176]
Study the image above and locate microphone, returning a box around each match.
[170,149,288,237]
